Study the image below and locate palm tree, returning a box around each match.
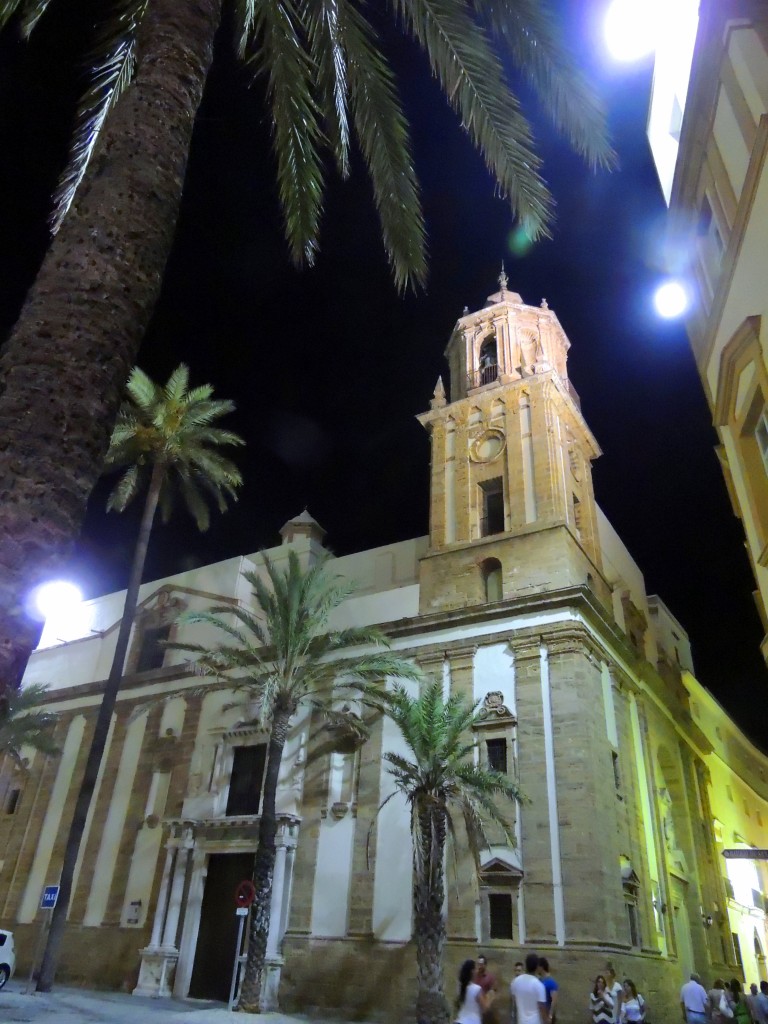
[0,0,614,695]
[372,680,521,1024]
[36,363,244,991]
[172,548,421,1010]
[0,683,59,765]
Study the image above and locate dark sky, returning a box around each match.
[1,1,766,744]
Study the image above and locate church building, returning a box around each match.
[6,278,768,1020]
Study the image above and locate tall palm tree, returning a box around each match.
[36,363,244,991]
[372,680,521,1024]
[173,548,421,1010]
[0,682,59,765]
[0,0,614,695]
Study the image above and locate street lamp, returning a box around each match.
[653,279,689,319]
[32,581,83,621]
[603,0,661,63]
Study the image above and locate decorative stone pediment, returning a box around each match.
[474,691,516,728]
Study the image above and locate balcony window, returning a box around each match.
[480,478,504,536]
[136,624,171,673]
[226,744,267,816]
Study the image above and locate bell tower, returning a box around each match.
[417,272,611,613]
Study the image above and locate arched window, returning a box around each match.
[481,558,502,602]
[478,335,499,386]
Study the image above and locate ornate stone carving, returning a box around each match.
[474,691,516,728]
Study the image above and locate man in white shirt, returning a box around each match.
[680,973,709,1024]
[510,953,549,1024]
[605,963,623,1023]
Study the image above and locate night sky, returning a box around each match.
[1,1,766,744]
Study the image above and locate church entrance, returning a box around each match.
[188,852,255,1001]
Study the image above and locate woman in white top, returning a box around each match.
[456,959,492,1024]
[620,979,646,1023]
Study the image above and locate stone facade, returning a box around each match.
[3,282,768,1020]
[648,1,768,666]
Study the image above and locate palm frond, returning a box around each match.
[342,0,427,289]
[125,364,161,411]
[19,0,55,37]
[390,0,553,238]
[164,363,190,403]
[51,0,149,233]
[0,683,60,764]
[105,463,142,513]
[249,0,326,265]
[233,0,257,58]
[0,0,24,33]
[472,0,616,170]
[305,0,351,178]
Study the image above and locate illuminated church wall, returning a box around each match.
[2,282,767,1019]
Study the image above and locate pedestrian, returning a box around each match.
[753,983,765,1024]
[709,979,734,1023]
[756,982,768,1024]
[681,973,709,1024]
[476,955,499,1024]
[728,980,751,1024]
[510,953,549,1024]
[456,959,493,1024]
[536,957,559,1024]
[591,975,615,1024]
[510,962,524,1024]
[620,979,646,1023]
[606,963,623,1023]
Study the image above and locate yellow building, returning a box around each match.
[682,674,768,984]
[648,0,768,666]
[3,279,768,1018]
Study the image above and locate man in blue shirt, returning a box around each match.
[536,957,559,1024]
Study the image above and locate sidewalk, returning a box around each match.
[0,981,319,1024]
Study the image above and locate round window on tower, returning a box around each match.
[470,428,506,463]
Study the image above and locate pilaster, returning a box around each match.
[513,638,557,943]
[548,631,626,945]
[445,644,479,942]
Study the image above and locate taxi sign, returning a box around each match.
[40,885,59,909]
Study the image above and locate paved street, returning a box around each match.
[0,981,321,1024]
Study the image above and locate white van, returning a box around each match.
[0,929,15,988]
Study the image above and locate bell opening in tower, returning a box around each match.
[480,478,504,536]
[478,335,499,387]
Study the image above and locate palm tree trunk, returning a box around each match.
[0,0,223,697]
[413,807,450,1024]
[36,461,165,991]
[239,707,292,1012]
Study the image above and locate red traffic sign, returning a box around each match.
[722,849,768,860]
[235,879,256,908]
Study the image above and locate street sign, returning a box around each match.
[40,885,59,909]
[235,879,256,908]
[235,907,249,917]
[722,849,768,860]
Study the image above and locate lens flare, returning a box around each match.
[507,226,533,258]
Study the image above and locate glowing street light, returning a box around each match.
[653,279,689,319]
[603,0,661,63]
[32,580,83,621]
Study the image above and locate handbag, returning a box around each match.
[720,991,734,1019]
